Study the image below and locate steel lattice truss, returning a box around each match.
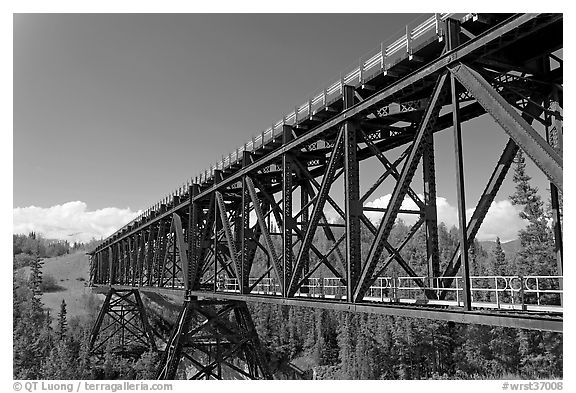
[89,14,563,336]
[89,288,157,357]
[156,299,271,380]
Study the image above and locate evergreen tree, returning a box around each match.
[336,312,354,377]
[57,300,68,340]
[510,151,545,223]
[509,150,556,276]
[492,237,506,276]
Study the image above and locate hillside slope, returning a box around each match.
[39,252,102,318]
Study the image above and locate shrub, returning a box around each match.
[40,274,64,292]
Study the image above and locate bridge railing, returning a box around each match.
[213,275,562,312]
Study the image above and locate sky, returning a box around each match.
[13,13,555,243]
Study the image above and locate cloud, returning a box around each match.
[14,197,526,245]
[473,199,527,242]
[13,201,141,243]
[363,194,525,242]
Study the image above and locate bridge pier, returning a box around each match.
[156,298,272,380]
[89,288,157,358]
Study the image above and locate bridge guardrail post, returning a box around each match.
[495,276,500,309]
[519,275,526,311]
[455,277,460,306]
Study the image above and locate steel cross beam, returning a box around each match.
[188,289,562,333]
[187,184,200,291]
[450,72,473,310]
[282,125,295,296]
[343,85,362,302]
[252,176,347,290]
[546,88,563,276]
[359,129,424,209]
[359,143,411,204]
[196,195,216,289]
[354,72,449,302]
[289,130,345,296]
[448,63,563,190]
[215,191,241,280]
[440,88,551,293]
[93,14,560,253]
[244,176,284,294]
[173,213,188,287]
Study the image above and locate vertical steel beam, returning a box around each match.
[172,213,189,289]
[92,253,98,285]
[446,17,471,310]
[282,125,294,297]
[197,194,216,290]
[128,237,135,286]
[119,241,124,285]
[154,217,167,287]
[451,73,472,311]
[214,197,220,292]
[343,85,361,302]
[290,130,344,296]
[440,91,547,294]
[187,184,200,292]
[131,235,139,287]
[115,242,121,285]
[108,246,116,285]
[547,89,563,276]
[245,176,284,294]
[145,224,156,286]
[448,63,562,190]
[422,122,440,284]
[300,180,310,291]
[353,72,448,302]
[137,232,146,286]
[240,152,252,294]
[215,191,240,280]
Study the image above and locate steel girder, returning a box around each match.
[439,88,554,296]
[546,89,563,275]
[245,177,284,293]
[343,85,362,301]
[92,14,561,252]
[89,288,157,357]
[282,125,295,296]
[353,72,449,302]
[215,191,241,280]
[156,299,271,380]
[449,63,562,190]
[450,72,473,311]
[289,130,345,296]
[187,290,562,333]
[89,14,563,334]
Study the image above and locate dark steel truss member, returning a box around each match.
[88,13,563,346]
[156,299,271,380]
[89,288,157,358]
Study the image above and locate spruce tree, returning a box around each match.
[509,150,555,276]
[492,237,506,276]
[510,151,545,223]
[57,299,68,340]
[509,151,562,379]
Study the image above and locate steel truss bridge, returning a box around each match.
[88,13,563,379]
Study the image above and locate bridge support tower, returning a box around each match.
[89,288,157,358]
[156,298,272,380]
